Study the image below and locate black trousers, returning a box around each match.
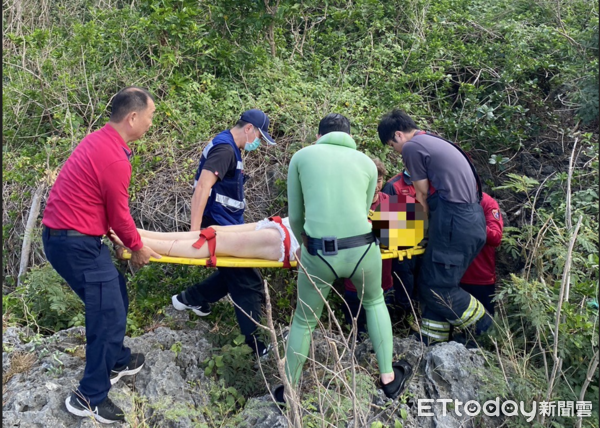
[184,267,265,352]
[183,216,266,352]
[43,227,130,405]
[417,194,491,342]
[460,283,496,316]
[392,256,422,311]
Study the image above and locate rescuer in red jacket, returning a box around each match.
[459,192,504,316]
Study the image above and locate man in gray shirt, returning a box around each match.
[378,109,491,347]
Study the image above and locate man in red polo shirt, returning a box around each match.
[42,86,160,424]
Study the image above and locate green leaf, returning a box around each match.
[400,408,408,420]
[233,334,246,346]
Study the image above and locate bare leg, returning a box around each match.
[141,229,283,260]
[209,223,258,233]
[137,222,259,239]
[138,229,198,240]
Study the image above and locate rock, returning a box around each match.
[232,396,287,428]
[3,327,23,347]
[3,323,504,428]
[3,322,214,428]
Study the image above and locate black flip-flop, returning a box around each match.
[382,359,413,400]
[272,384,286,406]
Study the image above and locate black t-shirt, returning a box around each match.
[202,144,237,181]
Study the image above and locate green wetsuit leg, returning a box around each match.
[285,243,394,386]
[348,244,394,378]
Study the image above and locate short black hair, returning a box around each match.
[377,109,417,145]
[318,113,351,136]
[234,119,251,128]
[110,86,155,123]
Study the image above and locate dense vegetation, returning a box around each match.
[3,0,598,426]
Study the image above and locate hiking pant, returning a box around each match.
[285,242,393,385]
[42,227,130,406]
[417,194,491,343]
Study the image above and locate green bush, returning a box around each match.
[3,264,84,333]
[203,340,263,397]
[2,0,598,425]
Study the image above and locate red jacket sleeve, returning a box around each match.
[483,195,503,247]
[100,160,143,251]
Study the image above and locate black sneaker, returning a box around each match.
[171,292,211,316]
[110,353,145,385]
[65,391,125,424]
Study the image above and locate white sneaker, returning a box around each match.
[171,294,211,316]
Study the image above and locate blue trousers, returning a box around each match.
[42,228,130,405]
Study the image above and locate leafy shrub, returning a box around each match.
[202,339,264,398]
[3,264,84,333]
[126,262,213,336]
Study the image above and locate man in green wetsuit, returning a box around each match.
[273,114,410,403]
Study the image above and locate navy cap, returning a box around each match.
[240,109,276,145]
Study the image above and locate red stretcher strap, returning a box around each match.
[269,216,292,268]
[192,227,217,267]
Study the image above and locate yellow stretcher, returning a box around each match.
[121,246,425,268]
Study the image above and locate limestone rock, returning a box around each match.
[4,321,504,427]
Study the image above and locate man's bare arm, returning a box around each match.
[190,170,218,231]
[412,178,430,216]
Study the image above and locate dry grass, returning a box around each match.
[3,351,36,387]
[2,351,37,406]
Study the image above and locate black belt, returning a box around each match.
[44,226,101,238]
[301,231,376,256]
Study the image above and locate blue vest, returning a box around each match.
[194,130,245,226]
